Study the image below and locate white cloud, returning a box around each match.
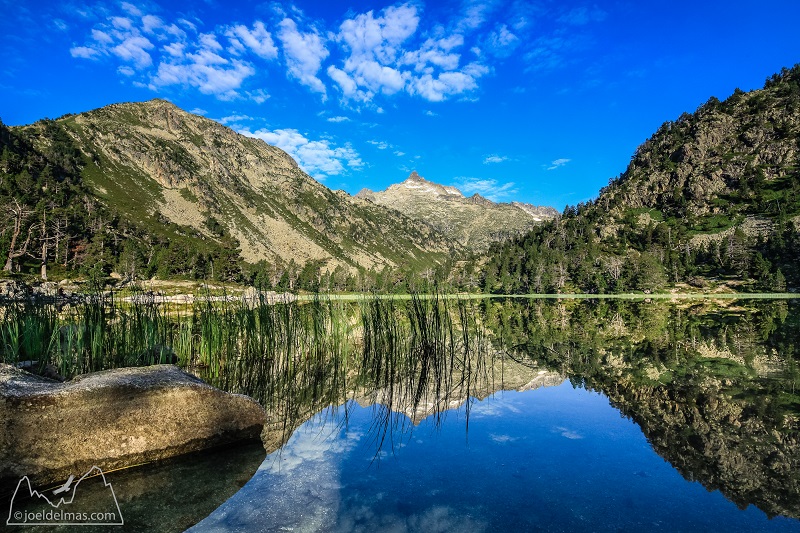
[454,177,517,201]
[338,4,419,65]
[245,89,270,104]
[163,42,184,57]
[190,108,208,115]
[368,140,390,150]
[424,110,438,116]
[140,15,186,42]
[218,114,253,125]
[240,128,363,179]
[485,24,519,57]
[141,15,163,34]
[68,1,512,104]
[408,64,488,102]
[327,65,362,99]
[111,35,155,68]
[327,116,350,122]
[177,18,197,32]
[69,7,280,100]
[353,61,406,96]
[547,158,571,170]
[71,16,156,70]
[198,33,223,52]
[120,2,142,17]
[394,151,405,157]
[456,0,500,32]
[277,18,328,96]
[226,21,278,60]
[70,46,100,59]
[111,16,133,31]
[401,34,464,72]
[151,39,256,99]
[483,155,507,164]
[91,29,113,44]
[329,3,487,103]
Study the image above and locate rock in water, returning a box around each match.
[0,364,266,492]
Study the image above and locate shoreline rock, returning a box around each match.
[0,364,266,493]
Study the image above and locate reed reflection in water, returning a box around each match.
[196,296,800,531]
[4,291,800,531]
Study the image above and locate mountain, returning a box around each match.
[356,171,557,250]
[1,100,460,286]
[483,64,800,293]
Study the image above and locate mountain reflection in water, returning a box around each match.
[485,298,800,520]
[189,296,800,532]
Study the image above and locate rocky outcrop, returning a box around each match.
[602,67,800,221]
[0,279,81,303]
[0,364,266,492]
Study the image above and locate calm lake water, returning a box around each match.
[4,295,800,531]
[191,381,800,532]
[185,297,800,532]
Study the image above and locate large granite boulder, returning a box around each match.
[0,364,266,492]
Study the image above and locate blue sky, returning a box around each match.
[2,0,799,210]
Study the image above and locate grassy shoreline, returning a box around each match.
[301,292,800,301]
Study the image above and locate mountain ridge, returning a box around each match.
[0,99,467,286]
[356,171,557,250]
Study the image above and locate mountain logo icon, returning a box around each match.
[6,466,124,526]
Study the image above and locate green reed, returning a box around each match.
[356,290,496,452]
[0,288,184,377]
[1,288,496,438]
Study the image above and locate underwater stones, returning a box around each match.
[0,364,266,491]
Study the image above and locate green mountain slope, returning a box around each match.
[483,64,800,293]
[1,100,460,285]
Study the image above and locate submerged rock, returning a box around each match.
[0,364,266,493]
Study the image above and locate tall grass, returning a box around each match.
[357,290,494,452]
[0,288,183,377]
[1,287,500,451]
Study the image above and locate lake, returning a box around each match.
[191,381,799,532]
[3,295,800,531]
[190,297,800,532]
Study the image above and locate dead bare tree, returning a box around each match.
[3,198,34,272]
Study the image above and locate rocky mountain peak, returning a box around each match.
[396,171,463,198]
[32,99,458,273]
[406,170,424,182]
[354,172,556,250]
[468,193,493,206]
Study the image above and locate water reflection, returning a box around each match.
[483,298,800,519]
[211,294,560,458]
[198,296,800,530]
[8,295,798,530]
[193,384,800,532]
